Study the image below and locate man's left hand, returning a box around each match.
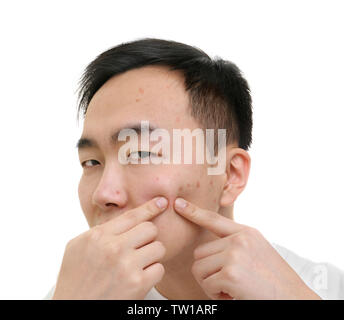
[174,197,321,300]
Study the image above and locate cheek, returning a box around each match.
[131,173,181,206]
[132,170,218,215]
[78,176,95,227]
[131,173,204,258]
[152,203,202,261]
[127,170,221,258]
[133,172,202,205]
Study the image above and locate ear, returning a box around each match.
[219,147,251,207]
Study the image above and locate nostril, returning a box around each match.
[105,203,118,207]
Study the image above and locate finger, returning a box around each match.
[105,197,168,235]
[136,241,166,269]
[174,198,244,237]
[201,271,234,300]
[121,221,158,249]
[142,263,165,290]
[194,237,227,260]
[192,252,224,281]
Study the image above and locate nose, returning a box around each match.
[92,163,128,212]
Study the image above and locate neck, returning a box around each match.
[154,206,233,300]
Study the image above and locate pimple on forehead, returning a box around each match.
[136,87,144,102]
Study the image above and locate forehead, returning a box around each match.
[83,65,197,134]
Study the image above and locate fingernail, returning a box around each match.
[175,198,187,209]
[155,197,168,209]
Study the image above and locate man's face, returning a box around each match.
[78,66,225,262]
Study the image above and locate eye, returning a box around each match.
[128,151,157,160]
[81,159,100,168]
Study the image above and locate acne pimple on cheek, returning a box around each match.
[178,186,183,192]
[176,116,180,123]
[196,181,200,188]
[187,183,190,187]
[213,198,217,203]
[135,98,140,102]
[210,181,213,186]
[139,87,144,94]
[155,177,159,182]
[115,190,120,195]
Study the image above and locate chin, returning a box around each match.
[154,225,202,264]
[157,238,199,265]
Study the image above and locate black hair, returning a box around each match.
[77,38,253,150]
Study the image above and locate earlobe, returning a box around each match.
[219,184,236,207]
[219,148,251,207]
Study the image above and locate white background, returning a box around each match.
[0,0,343,299]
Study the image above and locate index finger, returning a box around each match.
[105,197,168,235]
[174,198,244,237]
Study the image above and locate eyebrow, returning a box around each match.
[76,122,159,150]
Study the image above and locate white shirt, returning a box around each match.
[44,242,344,300]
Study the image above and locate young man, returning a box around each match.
[46,38,343,300]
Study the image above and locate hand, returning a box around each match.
[174,198,321,300]
[52,197,168,300]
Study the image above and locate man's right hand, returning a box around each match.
[52,197,168,299]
